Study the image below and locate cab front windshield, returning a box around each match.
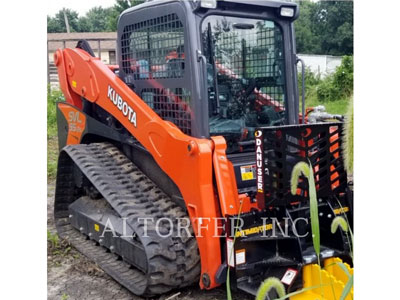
[202,16,287,153]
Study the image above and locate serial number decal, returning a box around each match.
[107,85,137,127]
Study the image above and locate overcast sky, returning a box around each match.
[47,0,117,17]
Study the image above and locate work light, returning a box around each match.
[280,7,295,18]
[201,0,217,9]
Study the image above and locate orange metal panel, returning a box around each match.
[58,103,86,145]
[54,50,83,110]
[211,136,240,216]
[56,48,226,289]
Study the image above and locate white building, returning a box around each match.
[48,32,117,65]
[297,54,342,78]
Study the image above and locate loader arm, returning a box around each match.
[54,47,241,289]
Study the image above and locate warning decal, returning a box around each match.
[240,165,256,181]
[227,239,235,267]
[281,268,298,286]
[235,249,246,265]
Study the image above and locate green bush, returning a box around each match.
[47,86,64,180]
[298,67,322,102]
[333,55,353,97]
[298,66,322,89]
[315,75,338,102]
[298,56,353,115]
[315,55,353,102]
[343,97,353,174]
[47,86,65,137]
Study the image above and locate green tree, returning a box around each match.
[47,2,145,33]
[295,0,353,56]
[47,9,80,33]
[106,0,145,31]
[47,15,63,33]
[76,17,91,32]
[78,6,113,32]
[313,0,353,55]
[295,0,320,53]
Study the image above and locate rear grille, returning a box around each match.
[141,88,192,135]
[255,123,347,207]
[121,13,185,80]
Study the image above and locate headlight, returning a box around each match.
[201,0,217,9]
[280,7,295,18]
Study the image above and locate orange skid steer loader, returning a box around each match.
[53,0,353,299]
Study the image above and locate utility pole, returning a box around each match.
[63,8,70,33]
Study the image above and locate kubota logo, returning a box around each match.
[107,85,137,127]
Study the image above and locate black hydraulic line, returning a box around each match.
[76,40,96,57]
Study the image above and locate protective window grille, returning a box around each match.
[205,20,286,110]
[141,88,192,135]
[121,14,185,79]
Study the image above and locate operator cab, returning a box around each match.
[117,0,299,192]
[118,0,299,149]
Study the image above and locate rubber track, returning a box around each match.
[54,143,201,297]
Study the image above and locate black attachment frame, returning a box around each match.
[255,123,348,208]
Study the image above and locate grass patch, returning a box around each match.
[47,229,76,269]
[47,86,64,137]
[305,97,350,115]
[61,294,69,300]
[47,86,64,181]
[47,229,71,257]
[343,97,353,173]
[48,136,59,180]
[300,79,351,116]
[47,229,60,248]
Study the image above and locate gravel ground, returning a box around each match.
[47,181,253,300]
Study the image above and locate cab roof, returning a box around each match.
[121,0,298,17]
